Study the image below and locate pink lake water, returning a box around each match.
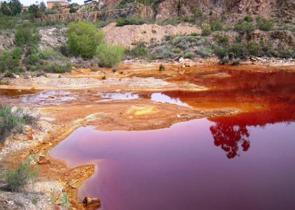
[50,108,295,210]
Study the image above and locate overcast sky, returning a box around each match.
[17,0,85,6]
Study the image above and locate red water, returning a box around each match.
[50,106,295,210]
[48,69,295,210]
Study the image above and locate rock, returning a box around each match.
[37,155,51,165]
[82,196,101,208]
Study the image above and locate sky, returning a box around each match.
[16,0,85,6]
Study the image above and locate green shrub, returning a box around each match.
[229,43,247,58]
[41,63,72,73]
[96,43,125,67]
[247,42,261,56]
[183,51,194,59]
[128,43,149,58]
[151,46,176,59]
[244,16,253,22]
[0,48,23,73]
[5,158,38,192]
[67,21,104,59]
[15,23,39,47]
[0,15,19,30]
[256,17,273,31]
[195,47,213,58]
[116,17,145,27]
[157,18,181,26]
[0,106,35,143]
[234,21,255,34]
[214,34,229,46]
[214,46,228,60]
[201,23,212,36]
[210,20,223,31]
[21,47,71,73]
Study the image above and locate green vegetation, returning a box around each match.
[96,43,125,67]
[256,17,273,31]
[67,21,125,67]
[0,106,36,143]
[116,17,146,27]
[25,48,72,73]
[67,21,104,59]
[201,23,212,36]
[214,33,229,46]
[0,48,23,73]
[149,35,212,60]
[210,20,223,31]
[27,2,46,18]
[60,192,71,208]
[0,0,22,16]
[127,43,149,58]
[5,157,38,192]
[15,23,40,47]
[234,20,255,34]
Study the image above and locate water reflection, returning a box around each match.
[210,122,250,159]
[209,105,295,159]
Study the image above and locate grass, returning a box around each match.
[5,157,39,192]
[0,106,36,143]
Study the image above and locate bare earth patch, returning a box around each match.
[102,23,201,49]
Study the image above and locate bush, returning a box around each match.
[0,48,23,73]
[5,158,38,192]
[15,23,40,47]
[195,47,213,58]
[256,17,273,31]
[230,43,247,58]
[116,17,145,27]
[42,63,72,73]
[234,21,255,34]
[67,21,104,59]
[0,106,35,143]
[214,34,229,46]
[214,46,228,60]
[183,51,194,59]
[210,20,223,31]
[201,23,212,36]
[247,42,261,56]
[244,16,253,22]
[0,15,19,30]
[128,43,149,58]
[96,43,125,67]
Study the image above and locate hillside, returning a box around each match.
[105,0,295,23]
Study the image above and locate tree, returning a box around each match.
[28,2,46,18]
[0,2,12,16]
[0,0,22,16]
[69,3,79,13]
[9,0,22,16]
[67,21,104,58]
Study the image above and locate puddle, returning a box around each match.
[21,90,76,106]
[99,92,140,101]
[150,93,190,108]
[50,106,295,210]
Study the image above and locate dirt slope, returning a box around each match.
[102,22,201,49]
